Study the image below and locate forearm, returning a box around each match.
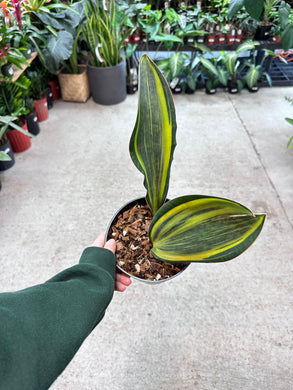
[0,247,116,390]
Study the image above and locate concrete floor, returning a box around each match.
[0,87,292,390]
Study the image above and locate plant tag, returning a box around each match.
[34,116,37,122]
[4,147,10,154]
[170,77,179,89]
[231,88,237,93]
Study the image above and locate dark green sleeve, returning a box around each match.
[0,246,116,390]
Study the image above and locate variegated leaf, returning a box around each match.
[129,55,177,215]
[149,195,265,262]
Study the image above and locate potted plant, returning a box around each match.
[199,55,228,94]
[82,0,134,105]
[254,0,279,40]
[106,55,265,283]
[220,40,259,94]
[0,76,33,152]
[178,54,202,94]
[0,116,16,171]
[25,61,50,122]
[0,115,33,170]
[243,47,285,92]
[57,25,91,103]
[157,51,186,94]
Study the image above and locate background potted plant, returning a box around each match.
[0,75,33,152]
[25,60,50,122]
[220,40,259,94]
[57,25,91,103]
[106,54,265,283]
[157,51,186,94]
[0,114,33,170]
[199,54,228,94]
[82,0,134,105]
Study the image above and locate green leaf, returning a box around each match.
[244,0,264,20]
[228,0,244,18]
[186,74,196,91]
[282,25,293,52]
[0,151,11,161]
[245,65,261,89]
[149,195,265,262]
[285,117,293,125]
[287,136,293,150]
[199,56,218,77]
[170,52,185,78]
[236,40,259,54]
[129,55,177,215]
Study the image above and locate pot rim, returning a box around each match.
[106,197,190,284]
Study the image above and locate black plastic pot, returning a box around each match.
[248,85,259,93]
[254,24,273,41]
[44,87,53,109]
[87,61,127,105]
[24,110,40,135]
[0,139,15,171]
[106,197,190,284]
[227,80,239,94]
[171,85,182,94]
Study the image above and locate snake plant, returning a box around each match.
[129,54,265,263]
[83,0,133,67]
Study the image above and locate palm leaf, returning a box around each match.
[149,195,265,262]
[129,55,177,215]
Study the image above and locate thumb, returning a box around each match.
[104,238,116,254]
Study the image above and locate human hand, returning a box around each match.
[92,232,131,292]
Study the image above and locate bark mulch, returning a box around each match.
[109,201,187,281]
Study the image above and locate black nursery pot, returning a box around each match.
[254,24,273,41]
[227,80,239,94]
[44,87,54,109]
[24,110,40,135]
[106,197,190,284]
[0,139,15,171]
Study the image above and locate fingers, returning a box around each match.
[92,232,116,254]
[91,232,131,292]
[115,272,132,292]
[104,238,116,254]
[92,232,106,248]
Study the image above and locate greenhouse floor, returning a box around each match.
[0,87,292,390]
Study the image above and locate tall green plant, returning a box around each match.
[83,0,133,67]
[129,55,265,263]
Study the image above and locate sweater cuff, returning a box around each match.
[79,247,116,276]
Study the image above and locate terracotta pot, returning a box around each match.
[273,35,282,43]
[48,80,60,100]
[7,120,31,153]
[106,197,190,284]
[235,34,243,43]
[207,35,216,45]
[132,33,141,43]
[34,94,49,122]
[216,34,226,44]
[226,35,235,44]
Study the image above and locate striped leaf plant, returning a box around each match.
[129,54,265,263]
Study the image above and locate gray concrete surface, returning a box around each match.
[0,87,292,390]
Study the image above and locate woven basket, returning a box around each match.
[58,65,90,102]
